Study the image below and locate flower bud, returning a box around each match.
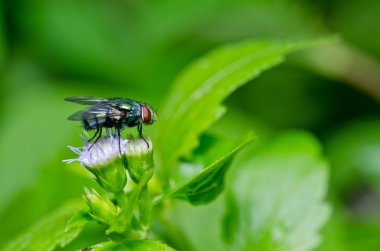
[88,158,127,194]
[64,135,128,193]
[83,188,119,225]
[124,137,154,183]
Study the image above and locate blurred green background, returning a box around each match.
[1,0,380,250]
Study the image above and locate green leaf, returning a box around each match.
[65,208,92,239]
[226,131,330,251]
[3,201,90,251]
[155,37,338,182]
[89,239,175,251]
[167,135,253,205]
[162,197,227,251]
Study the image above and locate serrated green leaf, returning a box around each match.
[3,201,90,251]
[167,135,253,205]
[65,209,91,244]
[226,131,330,251]
[155,37,338,183]
[89,239,175,251]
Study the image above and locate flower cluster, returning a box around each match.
[64,133,154,236]
[63,134,128,167]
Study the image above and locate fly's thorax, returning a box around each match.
[119,104,141,127]
[118,102,133,110]
[120,114,138,127]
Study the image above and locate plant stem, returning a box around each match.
[110,170,153,237]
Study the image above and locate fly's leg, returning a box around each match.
[138,124,149,148]
[117,127,122,155]
[95,127,103,144]
[88,127,99,142]
[87,117,100,142]
[89,127,102,150]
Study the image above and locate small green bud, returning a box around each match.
[88,158,127,194]
[83,187,119,225]
[124,138,154,183]
[64,135,128,193]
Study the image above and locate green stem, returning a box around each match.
[109,170,153,237]
[128,169,153,211]
[114,192,127,207]
[139,184,151,228]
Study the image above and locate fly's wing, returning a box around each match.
[67,104,123,121]
[64,96,111,105]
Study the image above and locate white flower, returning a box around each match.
[124,137,153,156]
[124,137,154,183]
[63,134,128,168]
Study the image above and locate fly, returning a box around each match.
[65,96,157,152]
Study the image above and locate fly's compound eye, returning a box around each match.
[142,105,152,124]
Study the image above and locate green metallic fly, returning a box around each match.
[65,97,157,150]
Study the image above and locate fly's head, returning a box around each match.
[141,104,157,125]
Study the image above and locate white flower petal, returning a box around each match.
[64,135,129,167]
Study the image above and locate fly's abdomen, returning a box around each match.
[83,117,106,130]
